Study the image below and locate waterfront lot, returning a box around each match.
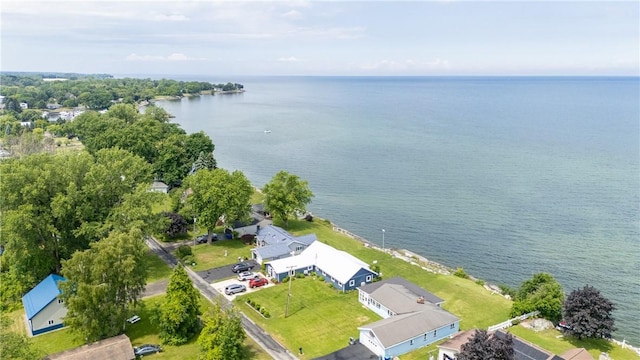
[186,239,254,271]
[234,275,382,359]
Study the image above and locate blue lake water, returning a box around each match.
[154,76,639,344]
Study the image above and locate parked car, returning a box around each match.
[195,234,217,244]
[134,344,162,357]
[231,262,254,273]
[237,271,256,281]
[127,315,141,324]
[225,283,247,295]
[249,277,269,288]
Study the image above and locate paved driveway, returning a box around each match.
[196,259,259,283]
[211,274,275,301]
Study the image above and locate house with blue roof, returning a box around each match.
[22,274,67,335]
[251,225,317,264]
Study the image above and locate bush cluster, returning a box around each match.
[453,267,470,279]
[246,299,270,318]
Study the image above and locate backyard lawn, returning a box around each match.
[145,251,173,282]
[234,275,382,359]
[24,294,270,359]
[282,219,512,330]
[187,239,255,271]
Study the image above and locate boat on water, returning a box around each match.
[264,130,271,133]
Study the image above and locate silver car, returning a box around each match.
[224,283,247,295]
[237,271,256,281]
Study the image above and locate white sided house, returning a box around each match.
[22,274,67,336]
[149,181,169,194]
[266,241,377,292]
[357,277,460,359]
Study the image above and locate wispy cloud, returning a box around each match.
[125,53,206,62]
[278,56,300,62]
[282,10,304,20]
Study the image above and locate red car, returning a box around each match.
[249,277,269,288]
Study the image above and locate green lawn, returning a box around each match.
[187,240,255,271]
[508,325,639,359]
[282,219,512,330]
[145,251,173,282]
[234,276,382,359]
[27,294,270,359]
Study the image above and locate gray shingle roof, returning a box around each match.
[360,306,459,348]
[359,277,444,311]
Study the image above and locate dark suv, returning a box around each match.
[195,234,217,244]
[231,262,254,273]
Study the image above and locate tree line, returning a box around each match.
[0,73,243,111]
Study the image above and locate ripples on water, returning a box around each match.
[156,76,640,345]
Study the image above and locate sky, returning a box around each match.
[1,1,639,77]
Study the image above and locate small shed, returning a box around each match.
[22,274,67,336]
[150,181,169,194]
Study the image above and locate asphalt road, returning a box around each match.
[145,236,297,360]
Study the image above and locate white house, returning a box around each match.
[357,277,460,359]
[265,241,377,292]
[22,274,67,336]
[149,181,169,194]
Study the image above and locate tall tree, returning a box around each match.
[60,229,147,342]
[198,302,245,360]
[458,330,514,360]
[262,171,314,227]
[510,272,564,322]
[159,265,202,345]
[184,168,252,242]
[562,285,615,340]
[0,314,43,359]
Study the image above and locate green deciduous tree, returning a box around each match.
[262,171,314,227]
[198,302,245,360]
[184,168,253,242]
[562,285,615,340]
[510,272,564,322]
[60,229,147,342]
[0,314,43,359]
[159,265,202,345]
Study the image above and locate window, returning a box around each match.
[433,330,437,337]
[366,275,372,282]
[349,280,355,286]
[410,339,414,345]
[424,334,428,341]
[307,265,313,270]
[58,299,63,304]
[450,323,455,329]
[338,281,343,287]
[331,277,335,282]
[48,320,54,325]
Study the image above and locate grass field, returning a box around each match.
[21,294,270,359]
[188,239,255,271]
[234,275,381,359]
[145,251,173,282]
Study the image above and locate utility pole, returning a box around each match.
[284,263,297,318]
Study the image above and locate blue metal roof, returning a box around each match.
[22,274,66,320]
[293,233,317,246]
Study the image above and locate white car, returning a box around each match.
[237,271,256,281]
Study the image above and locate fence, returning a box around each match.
[487,311,540,332]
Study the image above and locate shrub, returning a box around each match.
[296,273,305,279]
[511,318,521,326]
[453,267,470,279]
[176,244,193,259]
[476,279,485,286]
[309,271,316,277]
[499,284,517,298]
